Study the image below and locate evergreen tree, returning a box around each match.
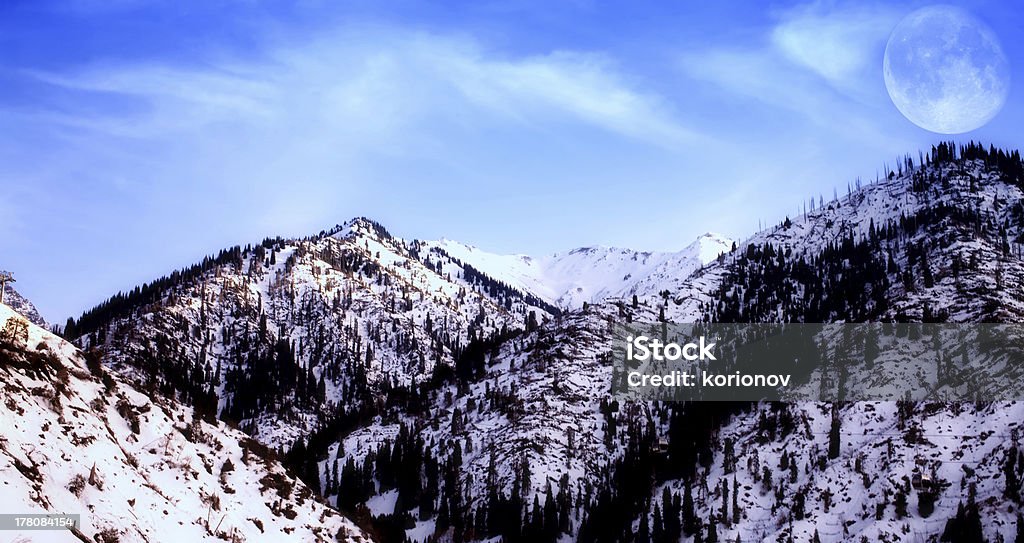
[828,404,841,460]
[1005,445,1022,503]
[894,488,908,519]
[637,508,650,543]
[732,475,740,524]
[683,481,697,535]
[941,500,983,543]
[721,478,729,525]
[652,503,663,543]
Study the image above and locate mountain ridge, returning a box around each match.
[420,230,732,310]
[51,141,1024,542]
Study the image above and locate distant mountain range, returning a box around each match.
[424,232,732,310]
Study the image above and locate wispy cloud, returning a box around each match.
[680,48,825,116]
[770,2,900,93]
[436,48,701,147]
[10,28,709,236]
[27,66,278,136]
[677,0,907,144]
[1,25,710,320]
[26,30,701,149]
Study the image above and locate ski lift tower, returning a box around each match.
[0,272,14,305]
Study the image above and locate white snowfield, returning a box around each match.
[0,304,370,543]
[425,232,732,310]
[633,160,1024,541]
[89,218,728,455]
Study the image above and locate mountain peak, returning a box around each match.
[325,216,395,242]
[686,232,733,264]
[420,232,735,310]
[0,271,47,328]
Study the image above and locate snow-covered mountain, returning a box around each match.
[319,144,1024,542]
[59,142,1024,542]
[70,217,559,451]
[0,302,370,543]
[424,232,732,310]
[666,144,1024,325]
[656,399,1024,543]
[68,218,724,454]
[1,271,48,328]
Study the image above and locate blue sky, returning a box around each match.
[2,0,1022,322]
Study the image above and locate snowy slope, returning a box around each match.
[626,152,1024,542]
[0,303,370,543]
[666,157,1024,324]
[78,217,557,450]
[423,232,732,310]
[326,151,1024,542]
[654,400,1024,543]
[324,304,649,542]
[64,146,1024,542]
[1,271,48,328]
[684,399,1019,540]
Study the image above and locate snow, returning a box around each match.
[331,303,646,530]
[406,518,436,542]
[666,160,1024,323]
[56,156,1024,542]
[654,401,1024,542]
[0,303,370,543]
[328,159,1024,542]
[0,274,48,328]
[366,490,399,516]
[91,219,554,450]
[424,231,732,310]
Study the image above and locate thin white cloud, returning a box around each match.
[436,48,701,147]
[681,48,823,115]
[26,30,701,150]
[680,44,913,153]
[770,1,901,93]
[27,66,278,137]
[677,0,913,149]
[679,1,901,113]
[0,26,709,324]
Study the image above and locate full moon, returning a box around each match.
[883,5,1010,134]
